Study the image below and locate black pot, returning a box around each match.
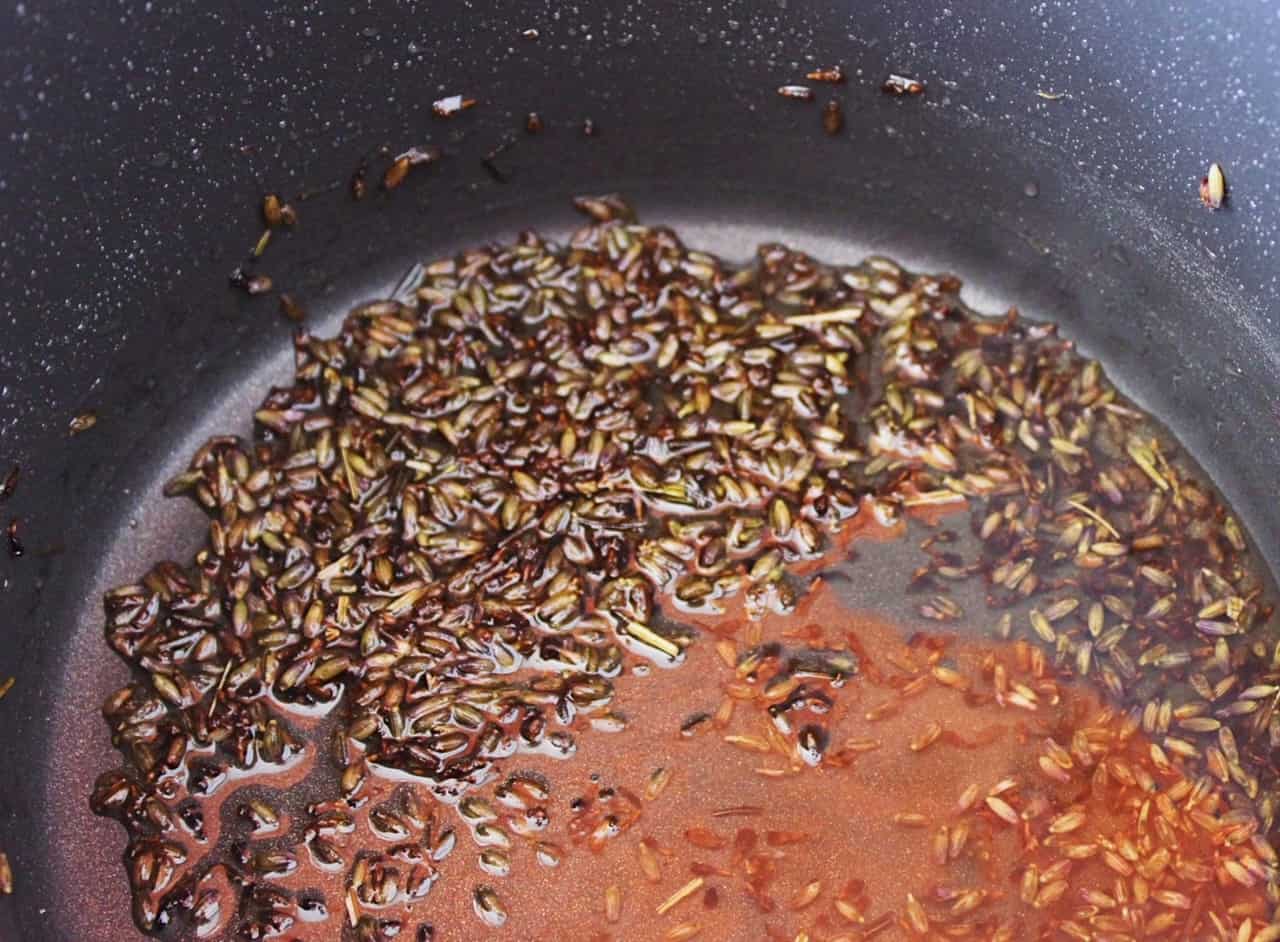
[1,1,1277,937]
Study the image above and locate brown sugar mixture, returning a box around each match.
[90,199,1280,940]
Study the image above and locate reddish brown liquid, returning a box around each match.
[348,576,1270,940]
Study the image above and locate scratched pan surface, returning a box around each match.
[2,1,1280,939]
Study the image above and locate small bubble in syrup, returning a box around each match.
[1023,180,1040,198]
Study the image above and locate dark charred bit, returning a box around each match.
[680,713,712,737]
[582,117,598,137]
[6,518,23,559]
[882,73,926,96]
[822,99,844,135]
[525,112,544,134]
[229,268,273,296]
[278,294,306,323]
[0,465,19,503]
[482,138,515,183]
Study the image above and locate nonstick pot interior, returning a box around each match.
[1,1,1278,938]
